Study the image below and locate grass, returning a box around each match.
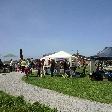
[23,72,112,104]
[0,91,57,112]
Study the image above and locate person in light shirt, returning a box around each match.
[10,59,13,72]
[21,59,27,73]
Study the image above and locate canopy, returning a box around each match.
[40,51,73,66]
[48,51,72,59]
[91,47,112,60]
[97,47,112,57]
[41,51,72,60]
[90,47,112,74]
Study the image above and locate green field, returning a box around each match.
[0,91,57,112]
[23,74,112,104]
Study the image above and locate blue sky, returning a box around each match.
[0,0,112,58]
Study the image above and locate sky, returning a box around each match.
[0,0,112,58]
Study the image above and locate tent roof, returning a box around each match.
[97,47,112,57]
[41,51,72,60]
[91,47,112,60]
[48,51,72,58]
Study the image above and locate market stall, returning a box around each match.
[41,51,73,66]
[90,47,112,80]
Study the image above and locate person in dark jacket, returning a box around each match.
[0,59,3,68]
[37,59,41,77]
[50,59,55,77]
[0,59,3,73]
[63,59,68,74]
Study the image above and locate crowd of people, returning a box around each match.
[19,58,71,78]
[1,57,112,82]
[0,59,70,77]
[0,58,76,78]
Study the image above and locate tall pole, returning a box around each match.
[20,49,23,60]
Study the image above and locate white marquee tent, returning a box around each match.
[41,51,73,66]
[49,51,72,58]
[41,51,72,59]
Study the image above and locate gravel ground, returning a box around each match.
[0,72,112,112]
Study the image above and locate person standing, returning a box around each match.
[40,59,44,77]
[10,59,13,72]
[0,59,3,73]
[82,64,87,77]
[50,59,55,77]
[41,59,46,77]
[37,59,41,77]
[56,61,60,74]
[63,59,68,74]
[21,59,26,73]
